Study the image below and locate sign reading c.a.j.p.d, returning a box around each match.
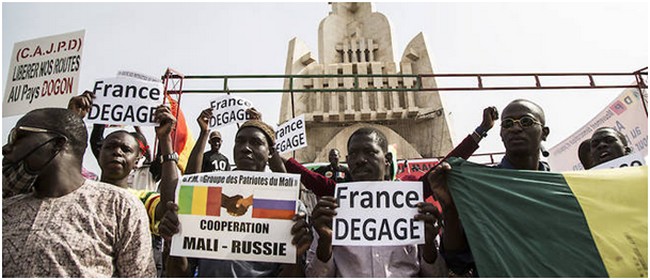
[3,30,85,117]
[86,76,163,126]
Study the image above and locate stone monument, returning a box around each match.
[280,2,454,162]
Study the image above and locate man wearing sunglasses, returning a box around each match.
[497,99,550,171]
[2,108,155,277]
[427,99,550,276]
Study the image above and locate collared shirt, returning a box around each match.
[496,157,550,171]
[305,233,447,277]
[2,180,156,277]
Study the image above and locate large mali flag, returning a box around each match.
[166,94,195,173]
[446,157,647,277]
[178,185,222,216]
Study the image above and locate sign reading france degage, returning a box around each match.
[332,181,425,246]
[86,76,163,126]
[275,115,307,154]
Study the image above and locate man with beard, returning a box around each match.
[305,127,447,277]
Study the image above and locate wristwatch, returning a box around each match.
[160,152,179,163]
[474,126,488,138]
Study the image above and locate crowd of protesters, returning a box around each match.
[2,89,641,277]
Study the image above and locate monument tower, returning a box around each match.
[280,2,453,162]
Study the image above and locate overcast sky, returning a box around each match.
[2,2,648,174]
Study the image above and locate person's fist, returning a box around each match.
[67,90,95,118]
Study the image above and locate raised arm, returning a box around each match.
[446,106,498,160]
[185,108,213,174]
[152,105,180,224]
[68,91,104,160]
[422,106,498,197]
[274,152,337,197]
[67,90,94,118]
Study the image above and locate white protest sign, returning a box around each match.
[548,88,648,171]
[3,30,85,117]
[209,95,253,128]
[332,181,425,246]
[275,114,308,154]
[117,70,161,83]
[170,171,301,264]
[86,77,164,126]
[591,152,646,170]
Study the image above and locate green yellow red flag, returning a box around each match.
[446,157,647,277]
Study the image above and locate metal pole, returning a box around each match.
[634,70,648,116]
[290,76,296,159]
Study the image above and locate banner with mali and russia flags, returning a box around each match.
[446,157,647,277]
[170,171,301,264]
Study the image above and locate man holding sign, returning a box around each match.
[186,108,231,174]
[305,127,446,277]
[160,118,313,277]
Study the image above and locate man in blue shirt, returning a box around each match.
[427,99,550,276]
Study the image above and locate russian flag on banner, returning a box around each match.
[178,185,222,216]
[252,198,296,220]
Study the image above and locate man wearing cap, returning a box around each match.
[186,108,231,174]
[160,117,312,277]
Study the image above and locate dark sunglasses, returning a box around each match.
[7,126,66,145]
[501,116,541,129]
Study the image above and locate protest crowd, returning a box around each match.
[2,83,647,277]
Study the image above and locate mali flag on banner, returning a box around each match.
[446,157,647,277]
[178,185,222,216]
[166,94,195,173]
[252,198,296,220]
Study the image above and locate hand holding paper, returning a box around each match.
[154,105,177,137]
[67,90,95,118]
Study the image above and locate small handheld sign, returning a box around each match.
[87,76,163,126]
[275,114,308,154]
[332,181,425,246]
[209,95,253,128]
